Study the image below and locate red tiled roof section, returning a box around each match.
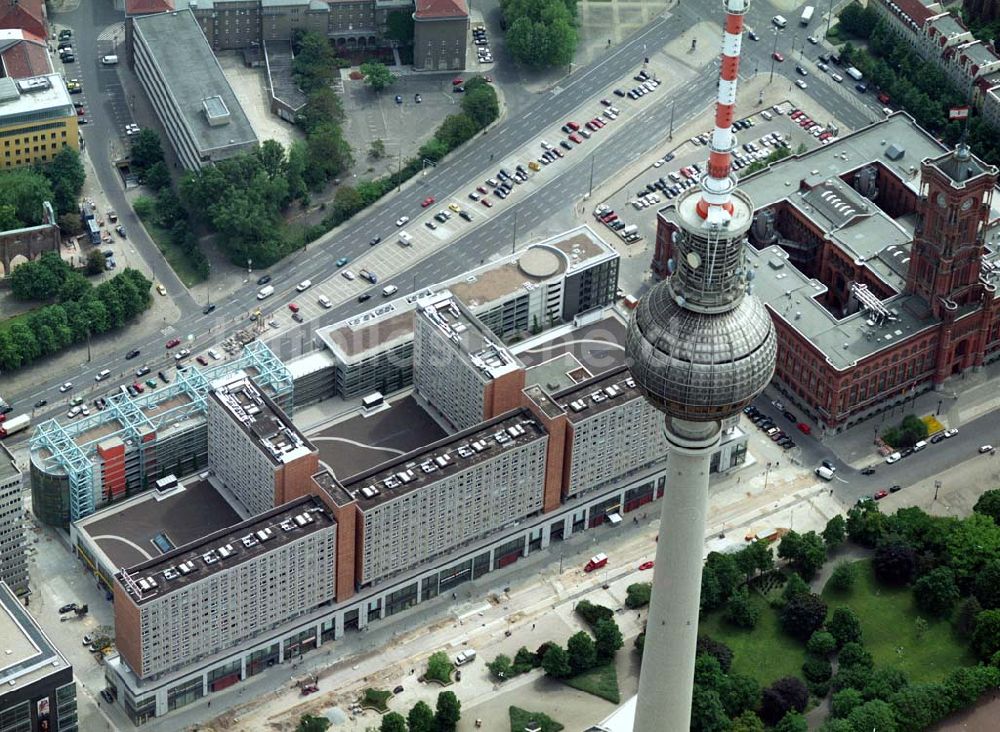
[888,0,937,27]
[0,1,46,39]
[415,0,468,20]
[125,0,175,16]
[1,39,51,79]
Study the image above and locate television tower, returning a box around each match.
[625,0,776,729]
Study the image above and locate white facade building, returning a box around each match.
[0,444,26,593]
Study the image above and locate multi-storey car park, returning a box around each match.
[652,111,1000,434]
[31,223,750,725]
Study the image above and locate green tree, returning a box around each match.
[306,122,353,184]
[735,539,774,582]
[974,488,1000,525]
[426,651,452,683]
[0,203,19,229]
[42,147,86,215]
[828,606,863,648]
[57,212,83,236]
[973,560,1000,609]
[846,501,887,547]
[823,515,847,548]
[838,642,874,671]
[838,2,880,38]
[954,595,983,638]
[380,712,408,732]
[846,699,898,732]
[58,272,90,303]
[760,677,808,726]
[689,687,729,732]
[295,714,331,732]
[873,535,917,586]
[566,630,596,674]
[293,31,337,93]
[730,710,765,732]
[408,701,435,732]
[889,684,950,732]
[780,592,828,641]
[143,161,171,191]
[778,530,827,580]
[434,691,460,732]
[130,129,165,175]
[625,582,651,608]
[806,631,837,657]
[0,168,53,226]
[297,87,345,133]
[436,114,479,150]
[593,618,623,662]
[719,673,760,718]
[461,84,500,129]
[862,667,908,703]
[86,248,106,275]
[827,561,858,593]
[700,565,723,610]
[972,608,1000,660]
[773,711,808,732]
[385,10,415,42]
[782,571,810,602]
[486,654,512,681]
[802,655,833,684]
[575,600,613,627]
[328,185,364,227]
[830,687,864,718]
[946,512,1000,587]
[694,654,727,693]
[724,587,760,629]
[9,252,69,301]
[541,643,571,678]
[369,138,386,160]
[913,566,960,617]
[696,636,733,673]
[705,552,741,602]
[360,61,397,92]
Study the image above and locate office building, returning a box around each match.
[413,0,468,71]
[0,74,77,169]
[30,341,293,528]
[130,9,258,170]
[412,291,525,432]
[0,581,78,732]
[309,226,620,403]
[113,495,335,685]
[207,373,318,516]
[0,443,26,593]
[652,110,1000,433]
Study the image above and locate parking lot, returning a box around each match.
[590,99,841,253]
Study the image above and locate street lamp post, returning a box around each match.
[769,28,781,83]
[934,480,941,501]
[668,99,675,140]
[588,154,596,197]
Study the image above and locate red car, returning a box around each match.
[569,133,583,144]
[567,121,580,131]
[165,338,181,348]
[790,110,803,119]
[133,382,145,394]
[593,118,605,128]
[196,355,208,366]
[639,561,655,571]
[76,107,85,116]
[288,302,300,312]
[772,51,784,62]
[797,422,811,435]
[476,185,487,194]
[421,196,435,208]
[480,198,493,207]
[451,78,463,86]
[874,489,889,500]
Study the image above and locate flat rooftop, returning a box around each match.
[309,394,446,479]
[263,40,307,113]
[324,307,415,362]
[514,313,627,391]
[209,374,314,466]
[0,74,72,121]
[75,476,241,571]
[338,410,545,509]
[553,365,641,423]
[132,9,257,156]
[0,443,19,482]
[115,495,332,606]
[416,291,520,380]
[0,581,71,691]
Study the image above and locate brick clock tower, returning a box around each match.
[905,144,998,384]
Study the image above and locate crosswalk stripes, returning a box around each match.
[96,23,125,43]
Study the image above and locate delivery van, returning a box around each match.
[100,54,118,65]
[382,285,398,297]
[398,231,413,246]
[621,224,639,236]
[455,649,477,666]
[845,66,863,81]
[585,553,609,572]
[257,285,275,300]
[95,369,111,382]
[815,466,835,481]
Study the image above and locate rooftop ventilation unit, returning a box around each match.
[217,544,234,558]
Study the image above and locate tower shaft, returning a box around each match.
[634,419,719,732]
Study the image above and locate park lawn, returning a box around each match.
[0,310,31,334]
[699,592,807,686]
[135,212,205,287]
[821,560,976,683]
[509,707,564,732]
[563,662,620,704]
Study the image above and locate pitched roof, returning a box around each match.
[414,0,468,20]
[125,0,175,15]
[0,33,51,79]
[885,0,938,28]
[0,0,46,39]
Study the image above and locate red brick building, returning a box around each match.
[652,114,1000,433]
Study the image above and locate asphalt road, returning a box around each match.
[11,2,895,429]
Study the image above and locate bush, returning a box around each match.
[759,677,809,726]
[801,655,833,683]
[594,618,623,662]
[826,561,857,593]
[780,592,828,641]
[837,642,874,671]
[625,582,652,609]
[830,688,864,718]
[513,646,538,673]
[822,515,847,549]
[972,609,1000,661]
[954,596,983,638]
[862,667,908,703]
[696,636,733,673]
[782,572,810,602]
[575,599,614,627]
[541,643,571,678]
[873,535,918,586]
[827,606,863,647]
[425,651,453,684]
[724,587,760,629]
[773,711,808,732]
[566,631,597,674]
[806,631,837,657]
[487,654,512,681]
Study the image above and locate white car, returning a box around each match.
[174,348,190,361]
[795,79,807,89]
[342,270,356,281]
[207,349,221,360]
[885,452,901,464]
[807,35,819,44]
[59,382,73,392]
[66,406,82,418]
[395,215,409,227]
[943,428,958,438]
[652,159,664,168]
[296,279,312,292]
[979,445,994,454]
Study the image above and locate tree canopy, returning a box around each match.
[500,0,578,68]
[360,61,397,92]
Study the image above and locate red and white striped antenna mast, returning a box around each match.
[695,0,750,224]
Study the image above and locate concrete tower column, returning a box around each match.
[634,418,720,732]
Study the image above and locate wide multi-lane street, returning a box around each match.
[14,1,889,432]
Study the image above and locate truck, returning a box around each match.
[256,285,274,300]
[585,553,609,572]
[454,649,477,666]
[621,224,639,236]
[800,5,814,25]
[398,231,413,247]
[0,414,30,439]
[845,66,863,81]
